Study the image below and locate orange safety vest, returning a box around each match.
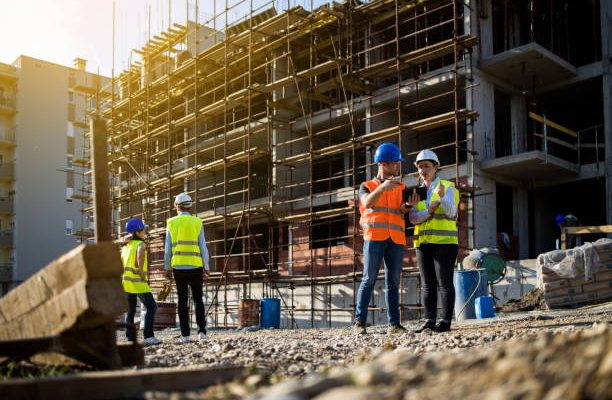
[359,178,406,245]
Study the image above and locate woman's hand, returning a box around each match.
[428,200,440,215]
[408,188,420,206]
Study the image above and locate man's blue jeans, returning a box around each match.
[354,238,403,325]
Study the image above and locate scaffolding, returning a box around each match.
[90,0,478,328]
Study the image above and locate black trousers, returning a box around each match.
[416,243,458,322]
[173,268,207,337]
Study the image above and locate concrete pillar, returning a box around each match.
[471,76,498,248]
[513,187,529,258]
[511,94,527,154]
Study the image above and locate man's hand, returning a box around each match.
[164,269,173,281]
[203,269,210,279]
[380,178,401,192]
[435,183,445,198]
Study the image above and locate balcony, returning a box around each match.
[0,230,14,248]
[0,63,17,81]
[0,197,13,214]
[0,94,16,115]
[479,43,576,91]
[0,126,16,146]
[0,162,14,181]
[481,112,582,186]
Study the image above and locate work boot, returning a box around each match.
[387,324,407,334]
[352,320,367,335]
[180,336,190,344]
[198,332,209,341]
[414,319,436,333]
[434,320,451,332]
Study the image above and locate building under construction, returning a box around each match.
[79,0,611,328]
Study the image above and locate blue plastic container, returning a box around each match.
[453,269,488,321]
[475,296,495,319]
[260,298,281,329]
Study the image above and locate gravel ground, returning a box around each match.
[122,303,612,399]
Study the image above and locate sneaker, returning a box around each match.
[143,336,161,345]
[352,320,367,335]
[198,332,208,341]
[414,320,436,333]
[387,324,407,334]
[434,320,451,332]
[180,336,190,343]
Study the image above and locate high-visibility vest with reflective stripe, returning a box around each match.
[413,179,460,247]
[121,240,151,294]
[167,214,203,268]
[359,179,406,245]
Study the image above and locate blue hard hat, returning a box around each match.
[555,214,565,225]
[374,142,404,162]
[125,218,147,233]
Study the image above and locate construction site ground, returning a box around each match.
[114,302,612,399]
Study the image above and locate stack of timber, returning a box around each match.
[537,238,612,308]
[0,242,138,368]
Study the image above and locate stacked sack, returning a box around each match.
[536,238,612,308]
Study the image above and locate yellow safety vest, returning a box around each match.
[414,179,459,247]
[167,214,203,268]
[121,240,151,294]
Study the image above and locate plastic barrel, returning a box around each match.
[475,296,495,319]
[453,269,488,321]
[260,298,281,329]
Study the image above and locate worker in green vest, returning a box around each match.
[121,218,161,345]
[164,192,210,343]
[408,149,460,333]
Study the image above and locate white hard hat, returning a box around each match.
[174,192,193,207]
[414,149,440,167]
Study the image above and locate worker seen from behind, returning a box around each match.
[354,142,411,335]
[164,192,210,343]
[121,218,161,345]
[408,149,459,333]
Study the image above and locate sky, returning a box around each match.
[0,0,329,78]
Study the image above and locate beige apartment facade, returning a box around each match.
[0,56,109,294]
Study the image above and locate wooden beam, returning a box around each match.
[0,366,244,400]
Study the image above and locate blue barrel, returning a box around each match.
[453,269,488,321]
[260,298,281,329]
[475,296,495,319]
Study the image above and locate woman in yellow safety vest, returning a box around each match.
[408,149,460,333]
[121,218,161,345]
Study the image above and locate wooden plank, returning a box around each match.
[0,365,244,400]
[90,117,112,242]
[0,242,125,339]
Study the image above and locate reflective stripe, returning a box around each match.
[173,251,202,257]
[123,266,140,274]
[122,276,147,284]
[171,240,199,247]
[363,206,402,215]
[417,229,458,237]
[432,214,457,222]
[360,222,405,233]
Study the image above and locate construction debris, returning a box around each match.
[537,239,612,308]
[0,243,141,369]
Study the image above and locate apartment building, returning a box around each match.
[0,56,110,294]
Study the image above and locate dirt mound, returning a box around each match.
[249,323,611,400]
[500,288,546,312]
